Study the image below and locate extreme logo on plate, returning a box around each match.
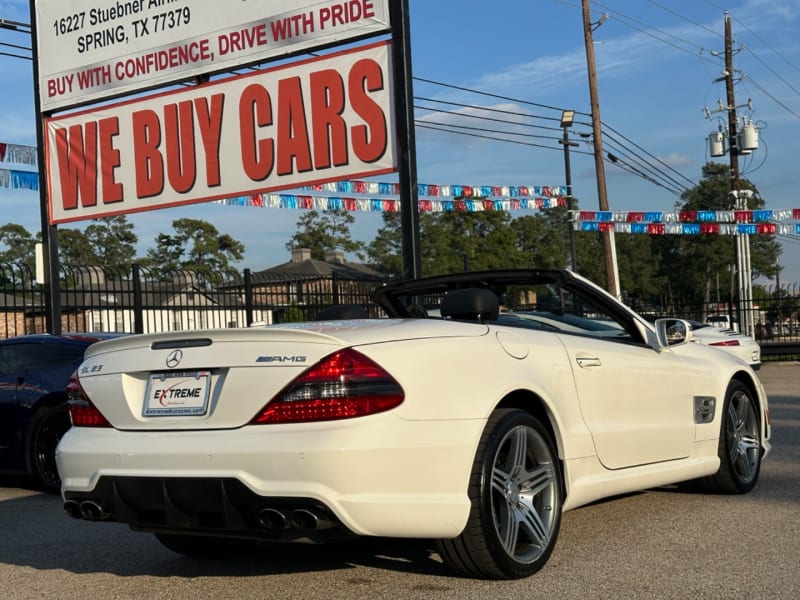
[144,370,211,416]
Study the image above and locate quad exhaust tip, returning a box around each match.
[63,500,82,519]
[257,507,336,531]
[257,507,290,530]
[63,500,110,521]
[290,508,335,531]
[65,500,336,530]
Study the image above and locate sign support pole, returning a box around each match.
[29,0,61,334]
[390,0,422,280]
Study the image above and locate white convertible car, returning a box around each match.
[57,269,771,579]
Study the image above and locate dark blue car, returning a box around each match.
[0,333,121,492]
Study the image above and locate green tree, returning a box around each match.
[421,210,523,275]
[144,218,245,284]
[84,216,138,271]
[286,209,364,259]
[367,206,587,278]
[57,215,139,274]
[615,234,665,301]
[654,162,781,305]
[58,227,95,266]
[0,223,38,284]
[0,223,37,266]
[510,208,574,270]
[365,211,404,277]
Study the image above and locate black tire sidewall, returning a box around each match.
[29,405,71,493]
[718,380,761,493]
[477,410,563,578]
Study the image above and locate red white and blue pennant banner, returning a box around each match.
[0,170,39,191]
[214,181,569,213]
[0,143,37,166]
[0,143,39,191]
[573,209,800,235]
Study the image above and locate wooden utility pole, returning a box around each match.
[724,13,741,195]
[581,0,620,298]
[723,12,754,337]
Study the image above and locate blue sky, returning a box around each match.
[2,0,800,285]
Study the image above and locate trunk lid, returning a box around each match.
[77,319,487,430]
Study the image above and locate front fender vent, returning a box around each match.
[694,396,716,424]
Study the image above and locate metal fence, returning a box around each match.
[0,263,386,339]
[627,290,800,360]
[2,261,798,360]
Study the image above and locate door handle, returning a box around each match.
[576,356,602,368]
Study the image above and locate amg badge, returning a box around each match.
[256,355,307,363]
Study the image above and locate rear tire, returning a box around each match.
[700,380,762,494]
[155,533,258,557]
[29,405,71,494]
[437,409,563,579]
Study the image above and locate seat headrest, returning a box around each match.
[440,288,499,322]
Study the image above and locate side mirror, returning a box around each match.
[655,318,693,347]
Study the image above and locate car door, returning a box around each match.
[0,343,14,462]
[0,341,31,465]
[559,332,695,470]
[0,339,82,468]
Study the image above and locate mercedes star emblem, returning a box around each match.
[165,349,183,369]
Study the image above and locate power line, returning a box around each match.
[559,1,800,124]
[601,121,698,188]
[415,114,688,198]
[416,117,564,145]
[0,50,30,60]
[0,17,32,60]
[0,40,31,52]
[414,96,566,132]
[706,0,800,78]
[413,77,697,194]
[739,73,800,119]
[0,13,698,202]
[413,76,569,115]
[646,0,721,38]
[585,0,719,64]
[415,122,583,154]
[740,46,800,99]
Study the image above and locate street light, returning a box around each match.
[559,110,580,271]
[0,18,32,60]
[0,18,31,31]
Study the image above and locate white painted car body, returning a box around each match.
[56,269,771,579]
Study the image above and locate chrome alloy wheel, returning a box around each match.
[726,388,761,485]
[489,424,559,564]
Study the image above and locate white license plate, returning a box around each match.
[143,371,211,416]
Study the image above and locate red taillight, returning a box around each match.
[251,348,404,424]
[709,340,741,347]
[67,370,111,428]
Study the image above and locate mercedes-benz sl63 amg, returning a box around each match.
[56,270,770,579]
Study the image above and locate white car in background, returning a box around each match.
[689,320,761,370]
[706,314,738,331]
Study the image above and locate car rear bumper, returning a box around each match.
[56,415,483,539]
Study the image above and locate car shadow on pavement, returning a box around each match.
[0,484,447,578]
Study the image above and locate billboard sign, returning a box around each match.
[45,40,395,224]
[35,0,391,111]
